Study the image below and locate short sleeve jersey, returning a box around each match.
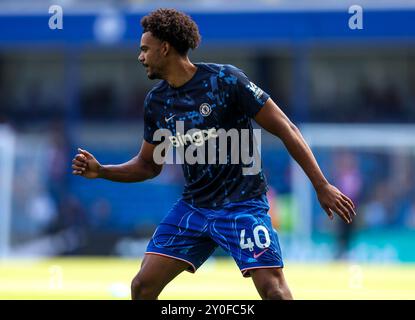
[143,63,270,208]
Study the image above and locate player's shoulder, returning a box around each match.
[197,62,243,77]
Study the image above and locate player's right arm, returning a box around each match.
[71,140,162,182]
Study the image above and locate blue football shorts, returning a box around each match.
[146,193,284,277]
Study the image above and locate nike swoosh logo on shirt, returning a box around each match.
[165,115,176,122]
[253,249,268,259]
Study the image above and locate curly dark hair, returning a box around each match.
[141,8,201,56]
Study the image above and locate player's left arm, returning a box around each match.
[254,98,356,224]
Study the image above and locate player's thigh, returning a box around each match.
[209,208,283,276]
[133,253,189,289]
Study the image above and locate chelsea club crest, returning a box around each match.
[199,103,212,117]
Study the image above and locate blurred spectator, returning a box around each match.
[54,194,89,254]
[57,195,88,230]
[27,187,59,236]
[332,151,362,259]
[46,120,70,207]
[89,198,113,231]
[11,160,58,240]
[403,198,415,229]
[362,182,391,229]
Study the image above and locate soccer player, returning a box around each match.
[72,9,356,300]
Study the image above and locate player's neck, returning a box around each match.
[164,57,197,89]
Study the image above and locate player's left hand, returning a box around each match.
[316,183,356,224]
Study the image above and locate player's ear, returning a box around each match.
[161,41,170,57]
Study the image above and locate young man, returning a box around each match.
[72,9,356,300]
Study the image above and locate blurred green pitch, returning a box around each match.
[1,257,414,300]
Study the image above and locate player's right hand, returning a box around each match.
[72,148,102,179]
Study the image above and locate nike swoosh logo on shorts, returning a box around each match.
[253,249,268,259]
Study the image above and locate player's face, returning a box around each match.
[138,32,165,80]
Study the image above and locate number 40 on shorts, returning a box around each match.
[239,226,271,251]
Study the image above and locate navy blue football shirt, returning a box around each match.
[143,63,270,208]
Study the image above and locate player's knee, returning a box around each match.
[131,275,158,300]
[258,279,292,300]
[262,283,292,300]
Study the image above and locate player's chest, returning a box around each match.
[154,89,234,133]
